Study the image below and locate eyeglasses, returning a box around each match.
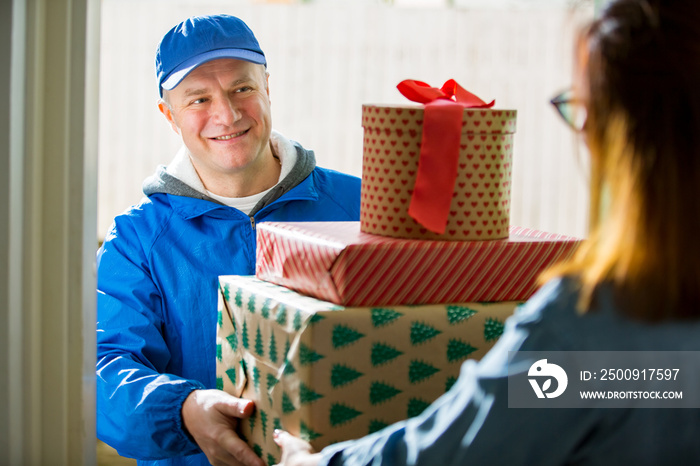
[550,89,587,132]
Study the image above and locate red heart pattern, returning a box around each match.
[360,104,517,241]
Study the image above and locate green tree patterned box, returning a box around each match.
[216,275,521,465]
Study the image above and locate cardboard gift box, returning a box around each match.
[361,104,517,241]
[256,221,581,307]
[216,275,521,465]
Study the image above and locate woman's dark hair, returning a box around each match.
[544,0,700,320]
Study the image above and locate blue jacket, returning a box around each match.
[320,277,700,466]
[96,140,361,465]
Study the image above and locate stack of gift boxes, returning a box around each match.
[215,95,582,465]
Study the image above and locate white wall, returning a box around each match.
[98,0,593,240]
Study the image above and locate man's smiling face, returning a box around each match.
[160,58,273,186]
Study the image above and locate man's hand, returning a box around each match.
[182,389,265,466]
[273,430,321,466]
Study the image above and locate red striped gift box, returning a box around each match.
[256,221,581,306]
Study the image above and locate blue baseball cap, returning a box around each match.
[155,14,267,97]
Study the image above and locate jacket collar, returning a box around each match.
[165,171,320,220]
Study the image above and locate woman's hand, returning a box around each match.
[274,430,322,466]
[181,389,265,466]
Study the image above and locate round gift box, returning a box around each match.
[360,104,517,241]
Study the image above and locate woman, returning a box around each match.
[274,0,700,464]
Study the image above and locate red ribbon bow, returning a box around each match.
[397,79,495,234]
